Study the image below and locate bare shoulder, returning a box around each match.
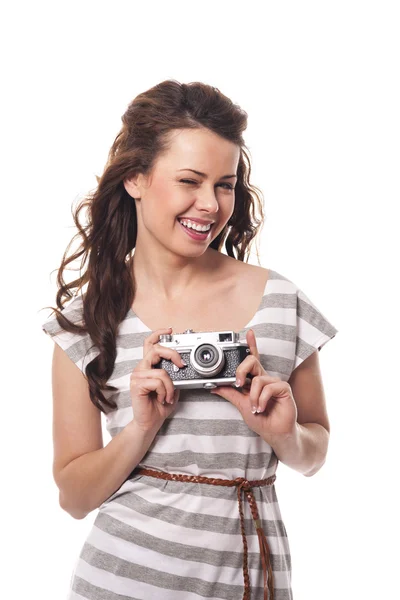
[212,250,269,287]
[239,261,269,284]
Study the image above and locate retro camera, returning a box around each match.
[153,329,250,390]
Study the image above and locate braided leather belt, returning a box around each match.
[132,466,277,600]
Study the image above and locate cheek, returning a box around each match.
[141,188,178,221]
[220,197,235,223]
[227,199,235,216]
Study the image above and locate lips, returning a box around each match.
[177,218,213,240]
[177,217,215,226]
[177,218,213,232]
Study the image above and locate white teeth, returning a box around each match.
[179,219,211,232]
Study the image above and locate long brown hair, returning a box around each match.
[43,79,265,414]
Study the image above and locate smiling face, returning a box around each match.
[123,127,241,259]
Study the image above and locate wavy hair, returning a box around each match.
[43,79,266,414]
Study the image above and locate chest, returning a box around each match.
[132,297,244,333]
[131,275,265,333]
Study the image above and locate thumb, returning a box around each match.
[210,386,242,410]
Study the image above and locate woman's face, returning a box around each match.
[124,127,240,258]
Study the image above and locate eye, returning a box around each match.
[180,179,234,190]
[180,179,198,185]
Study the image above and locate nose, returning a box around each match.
[193,186,219,214]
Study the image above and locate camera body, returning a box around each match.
[153,329,250,390]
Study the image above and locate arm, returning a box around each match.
[51,343,158,520]
[263,421,329,476]
[57,420,158,519]
[264,350,331,476]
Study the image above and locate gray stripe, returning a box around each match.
[257,289,296,312]
[112,330,153,349]
[296,336,331,363]
[92,511,291,571]
[267,268,286,282]
[295,296,338,364]
[65,337,98,365]
[77,542,292,600]
[297,295,338,337]
[71,567,140,600]
[109,418,261,438]
[106,490,280,538]
[41,306,84,334]
[107,388,235,411]
[160,417,260,438]
[41,320,99,365]
[73,575,142,600]
[131,448,277,473]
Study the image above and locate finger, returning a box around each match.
[256,385,276,414]
[257,381,289,413]
[131,368,175,403]
[235,355,261,385]
[131,375,172,405]
[143,327,173,356]
[248,376,282,413]
[246,329,260,360]
[235,355,276,386]
[141,342,186,371]
[210,385,245,410]
[153,343,186,368]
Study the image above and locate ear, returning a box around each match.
[123,174,143,199]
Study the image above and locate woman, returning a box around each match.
[41,79,338,600]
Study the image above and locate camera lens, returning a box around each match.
[191,343,225,376]
[195,344,218,367]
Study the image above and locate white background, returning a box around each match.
[2,1,399,598]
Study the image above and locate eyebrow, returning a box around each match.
[177,168,237,180]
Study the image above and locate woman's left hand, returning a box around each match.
[210,329,298,442]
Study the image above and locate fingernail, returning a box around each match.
[181,359,187,366]
[251,406,257,414]
[236,378,241,386]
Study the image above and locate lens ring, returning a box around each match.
[194,344,218,367]
[191,342,224,376]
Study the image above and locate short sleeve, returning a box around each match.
[41,294,100,374]
[292,286,339,372]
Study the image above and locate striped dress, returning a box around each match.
[41,268,339,600]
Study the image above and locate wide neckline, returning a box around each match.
[128,269,273,333]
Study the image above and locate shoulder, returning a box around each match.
[222,258,296,295]
[41,292,99,374]
[212,250,270,288]
[213,252,314,297]
[41,292,86,335]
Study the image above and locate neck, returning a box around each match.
[130,244,221,303]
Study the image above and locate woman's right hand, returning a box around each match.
[130,327,186,433]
